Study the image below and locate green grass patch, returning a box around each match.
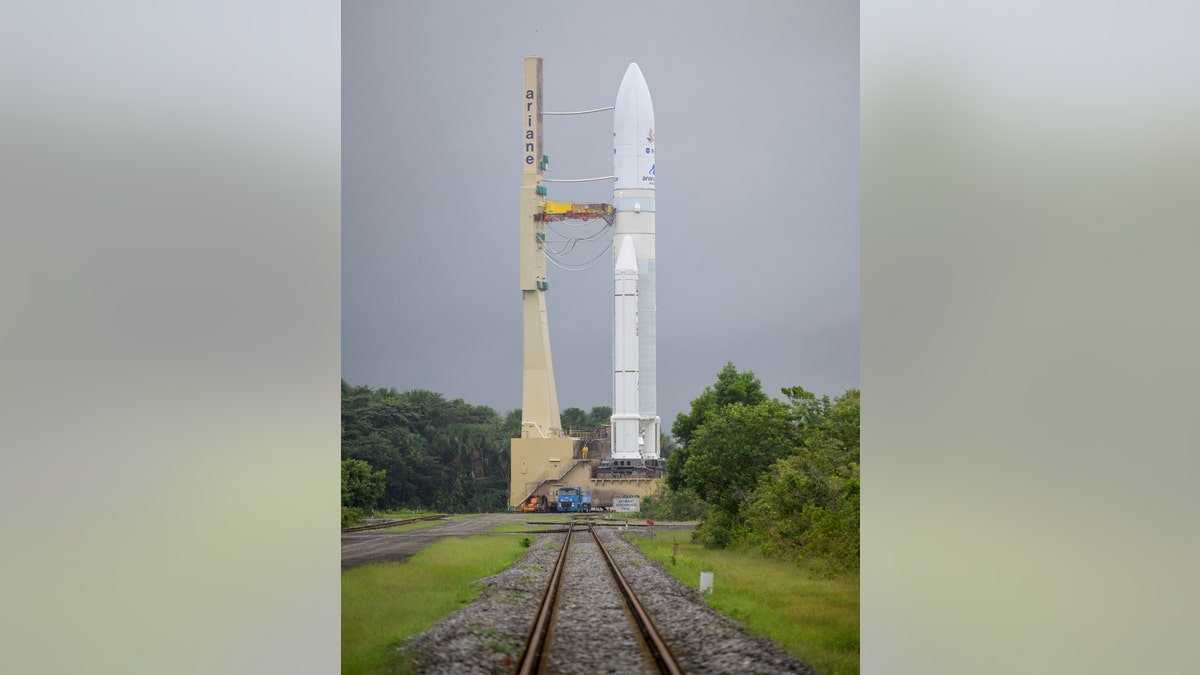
[371,509,440,519]
[629,536,859,675]
[485,641,518,655]
[342,533,527,675]
[536,513,571,522]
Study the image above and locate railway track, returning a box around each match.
[515,521,684,675]
[341,514,446,533]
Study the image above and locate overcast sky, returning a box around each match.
[343,1,859,428]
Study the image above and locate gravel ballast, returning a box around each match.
[400,525,815,674]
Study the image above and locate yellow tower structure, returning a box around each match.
[510,56,575,508]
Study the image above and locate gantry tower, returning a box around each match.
[509,56,577,507]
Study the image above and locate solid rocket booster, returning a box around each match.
[612,63,660,460]
[612,236,640,460]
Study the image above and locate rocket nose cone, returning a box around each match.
[617,63,647,98]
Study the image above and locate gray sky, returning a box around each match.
[343,1,859,428]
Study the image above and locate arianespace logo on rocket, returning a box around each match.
[642,128,655,185]
[641,161,655,184]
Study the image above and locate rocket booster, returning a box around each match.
[611,236,640,460]
[612,63,660,460]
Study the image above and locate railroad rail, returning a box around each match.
[515,522,683,675]
[340,514,447,533]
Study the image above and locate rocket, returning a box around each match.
[612,63,660,460]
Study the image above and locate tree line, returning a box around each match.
[341,382,515,520]
[340,381,614,524]
[642,362,860,574]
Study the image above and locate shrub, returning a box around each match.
[342,506,365,528]
[743,454,859,574]
[693,509,743,549]
[640,486,710,521]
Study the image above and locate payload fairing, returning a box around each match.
[612,63,660,461]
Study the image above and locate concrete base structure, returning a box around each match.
[509,436,576,509]
[587,475,661,506]
[510,437,661,510]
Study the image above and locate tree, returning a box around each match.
[672,362,768,445]
[341,380,376,441]
[503,408,523,439]
[681,399,794,519]
[668,362,768,490]
[560,407,589,431]
[744,439,860,573]
[819,388,860,466]
[743,387,860,573]
[781,385,827,426]
[783,386,859,466]
[342,458,386,511]
[659,433,678,459]
[587,406,612,429]
[342,382,514,512]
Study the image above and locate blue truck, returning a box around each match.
[555,486,593,513]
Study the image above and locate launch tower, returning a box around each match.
[509,56,574,508]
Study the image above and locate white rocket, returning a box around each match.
[612,63,660,460]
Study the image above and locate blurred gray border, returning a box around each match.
[2,2,1197,673]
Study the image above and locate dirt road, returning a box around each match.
[341,513,526,571]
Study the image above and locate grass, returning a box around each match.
[341,532,527,675]
[485,641,518,655]
[342,514,854,674]
[629,536,859,675]
[371,509,440,519]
